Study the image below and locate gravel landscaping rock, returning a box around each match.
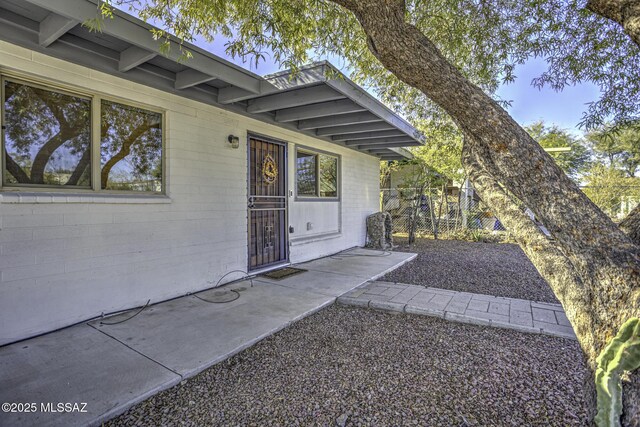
[109,305,587,426]
[381,238,558,303]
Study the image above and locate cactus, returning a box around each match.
[595,317,640,427]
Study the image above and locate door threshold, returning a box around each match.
[249,262,291,276]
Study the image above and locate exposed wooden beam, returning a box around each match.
[358,141,421,149]
[247,85,344,114]
[275,99,366,122]
[218,82,278,104]
[175,69,216,89]
[345,137,416,146]
[333,130,405,142]
[316,121,395,136]
[297,112,382,130]
[325,78,422,142]
[118,46,157,72]
[27,0,268,94]
[39,13,77,47]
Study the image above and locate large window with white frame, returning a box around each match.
[1,77,164,193]
[295,147,339,199]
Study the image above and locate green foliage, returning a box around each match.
[587,123,640,178]
[595,318,640,427]
[410,121,464,183]
[525,121,591,180]
[582,165,640,220]
[104,0,640,130]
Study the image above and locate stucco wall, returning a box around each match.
[0,41,380,345]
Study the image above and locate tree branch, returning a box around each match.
[29,131,75,184]
[461,137,599,354]
[100,121,160,189]
[65,147,91,186]
[4,152,31,183]
[587,0,640,48]
[619,203,640,245]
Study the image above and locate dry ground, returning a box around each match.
[109,305,587,426]
[381,238,558,303]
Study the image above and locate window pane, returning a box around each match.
[3,81,91,186]
[101,100,162,192]
[319,154,338,197]
[296,151,317,196]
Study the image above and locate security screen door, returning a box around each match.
[247,135,288,270]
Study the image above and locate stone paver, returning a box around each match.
[337,281,577,340]
[467,299,489,312]
[555,311,572,327]
[488,302,510,316]
[510,310,534,327]
[532,307,557,324]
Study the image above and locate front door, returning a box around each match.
[247,135,288,270]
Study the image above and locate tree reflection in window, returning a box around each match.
[296,151,317,196]
[3,81,91,186]
[296,149,338,198]
[100,100,162,192]
[319,154,337,197]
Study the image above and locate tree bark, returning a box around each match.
[620,204,640,246]
[587,0,640,48]
[330,0,640,421]
[462,137,598,415]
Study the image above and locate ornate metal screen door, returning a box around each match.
[248,136,288,270]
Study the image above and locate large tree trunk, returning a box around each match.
[587,0,640,48]
[620,204,640,246]
[331,0,640,422]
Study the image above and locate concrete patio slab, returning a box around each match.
[0,248,416,427]
[254,269,366,297]
[0,324,180,427]
[289,249,417,280]
[88,281,334,377]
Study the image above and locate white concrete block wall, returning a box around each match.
[0,41,380,345]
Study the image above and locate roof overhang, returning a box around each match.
[0,0,423,160]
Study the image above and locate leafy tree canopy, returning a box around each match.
[525,121,592,180]
[110,0,640,130]
[586,122,640,178]
[410,121,464,182]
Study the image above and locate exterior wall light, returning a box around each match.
[228,135,240,149]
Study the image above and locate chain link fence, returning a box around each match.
[381,184,640,240]
[380,185,502,240]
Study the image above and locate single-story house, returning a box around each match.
[0,0,423,345]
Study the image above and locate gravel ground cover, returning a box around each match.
[109,305,587,426]
[381,238,558,303]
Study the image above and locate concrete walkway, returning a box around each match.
[338,281,576,340]
[0,248,416,427]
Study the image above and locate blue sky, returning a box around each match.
[122,4,601,138]
[495,58,601,136]
[196,34,601,136]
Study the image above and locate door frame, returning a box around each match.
[246,132,290,272]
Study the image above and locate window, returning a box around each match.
[296,148,339,199]
[2,77,164,193]
[101,100,162,192]
[3,81,91,187]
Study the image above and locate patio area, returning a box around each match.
[0,248,416,427]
